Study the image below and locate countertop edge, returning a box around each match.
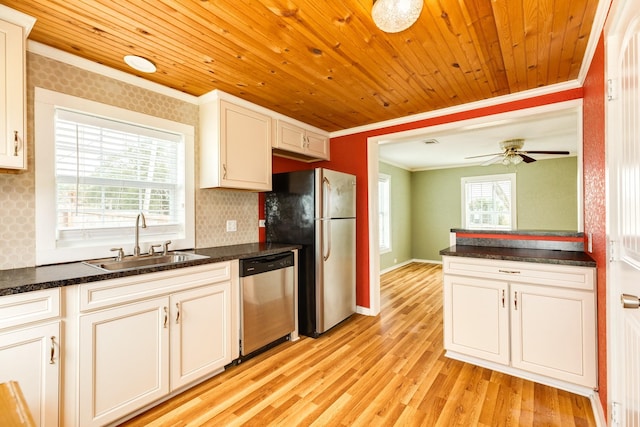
[439,245,597,268]
[0,243,302,296]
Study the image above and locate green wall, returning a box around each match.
[379,162,412,271]
[380,157,578,267]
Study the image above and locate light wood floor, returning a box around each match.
[120,262,596,426]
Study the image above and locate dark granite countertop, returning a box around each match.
[439,245,596,267]
[0,242,301,296]
[450,229,584,237]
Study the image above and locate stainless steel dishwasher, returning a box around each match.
[239,251,295,357]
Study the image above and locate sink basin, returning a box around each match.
[83,251,209,272]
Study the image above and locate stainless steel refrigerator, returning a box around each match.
[265,168,356,337]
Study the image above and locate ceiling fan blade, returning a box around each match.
[481,156,503,166]
[524,150,570,155]
[464,152,502,159]
[519,154,537,163]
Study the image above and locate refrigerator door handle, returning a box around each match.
[322,176,331,218]
[322,176,332,261]
[323,219,332,261]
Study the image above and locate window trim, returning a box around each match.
[461,173,517,230]
[378,173,392,254]
[34,87,195,265]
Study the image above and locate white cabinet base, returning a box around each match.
[445,350,597,398]
[442,256,597,390]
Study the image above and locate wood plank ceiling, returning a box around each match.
[4,0,600,132]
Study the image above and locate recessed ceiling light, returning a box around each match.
[124,55,156,73]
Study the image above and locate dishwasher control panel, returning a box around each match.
[239,251,294,277]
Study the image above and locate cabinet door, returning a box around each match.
[305,129,329,159]
[170,282,231,390]
[220,100,272,191]
[0,19,26,170]
[443,275,509,364]
[0,322,59,427]
[79,297,169,427]
[276,120,306,153]
[510,283,597,387]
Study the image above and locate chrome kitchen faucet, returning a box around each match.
[133,212,147,257]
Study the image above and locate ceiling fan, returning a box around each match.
[465,138,570,166]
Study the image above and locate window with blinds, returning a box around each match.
[54,109,186,246]
[461,174,516,230]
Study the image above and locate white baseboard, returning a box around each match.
[590,392,607,427]
[379,258,442,275]
[356,305,376,316]
[411,258,443,265]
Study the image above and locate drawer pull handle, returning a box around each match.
[501,290,505,308]
[13,131,19,156]
[176,302,180,324]
[499,269,521,274]
[49,336,56,364]
[514,291,518,310]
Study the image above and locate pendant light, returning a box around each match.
[371,0,424,33]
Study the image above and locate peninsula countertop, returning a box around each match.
[0,242,301,296]
[439,244,596,267]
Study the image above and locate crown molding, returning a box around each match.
[330,80,582,138]
[27,41,199,105]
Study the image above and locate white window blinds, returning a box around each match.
[462,174,516,230]
[54,109,185,244]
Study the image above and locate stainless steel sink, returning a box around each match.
[83,251,209,272]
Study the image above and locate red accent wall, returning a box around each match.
[268,33,609,418]
[583,33,608,414]
[270,88,584,309]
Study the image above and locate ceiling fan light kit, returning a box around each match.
[372,0,424,33]
[467,138,571,166]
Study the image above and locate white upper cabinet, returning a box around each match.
[200,91,272,191]
[274,119,330,161]
[0,7,35,170]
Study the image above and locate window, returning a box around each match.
[461,174,516,230]
[35,88,195,265]
[379,173,391,253]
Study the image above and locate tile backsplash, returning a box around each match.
[0,52,258,270]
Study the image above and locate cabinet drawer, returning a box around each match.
[79,262,231,312]
[442,256,595,291]
[0,288,60,330]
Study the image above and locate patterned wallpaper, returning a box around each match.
[0,52,258,270]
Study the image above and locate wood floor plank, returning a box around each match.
[119,263,597,427]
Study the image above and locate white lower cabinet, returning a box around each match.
[170,283,231,390]
[0,321,60,427]
[74,262,235,427]
[79,297,169,427]
[442,256,597,390]
[443,275,509,365]
[510,283,597,386]
[0,288,61,427]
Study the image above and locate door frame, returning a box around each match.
[604,0,640,424]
